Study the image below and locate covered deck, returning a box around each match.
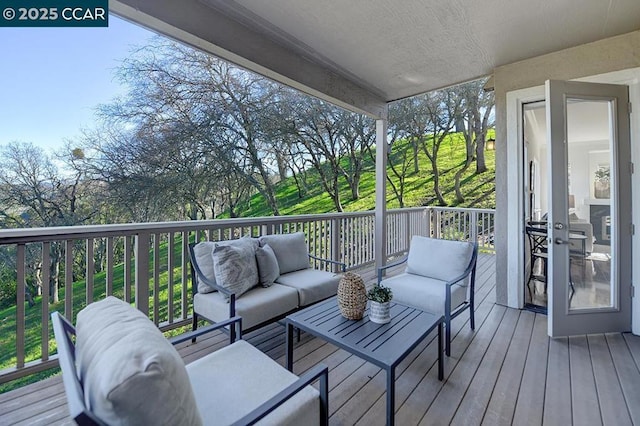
[2,253,639,426]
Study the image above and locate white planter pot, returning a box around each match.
[369,301,391,324]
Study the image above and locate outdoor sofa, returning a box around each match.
[189,232,346,337]
[52,296,328,425]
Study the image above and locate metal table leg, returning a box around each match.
[386,367,396,426]
[285,322,294,371]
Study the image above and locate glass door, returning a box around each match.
[546,80,631,337]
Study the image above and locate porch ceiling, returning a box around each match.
[112,0,640,117]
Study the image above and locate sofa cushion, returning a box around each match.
[75,297,202,426]
[406,236,474,285]
[275,269,341,306]
[212,242,259,299]
[379,272,467,315]
[187,340,319,425]
[259,232,309,274]
[256,243,280,287]
[194,284,299,330]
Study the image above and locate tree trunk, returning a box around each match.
[476,138,487,173]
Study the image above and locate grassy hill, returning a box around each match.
[0,130,495,393]
[235,131,495,217]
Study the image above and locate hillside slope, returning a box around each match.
[236,131,496,217]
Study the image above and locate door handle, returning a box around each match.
[554,238,569,245]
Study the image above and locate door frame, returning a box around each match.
[504,68,640,335]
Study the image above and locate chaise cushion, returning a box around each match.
[259,232,309,274]
[75,297,202,426]
[212,243,259,299]
[194,284,299,330]
[275,269,341,306]
[255,243,280,287]
[187,340,319,425]
[379,273,468,315]
[406,236,474,285]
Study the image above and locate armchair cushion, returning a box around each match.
[406,236,474,285]
[275,268,341,306]
[75,297,202,426]
[212,243,259,299]
[259,232,309,274]
[188,340,319,425]
[255,243,280,287]
[379,272,467,315]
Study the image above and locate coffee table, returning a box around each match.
[285,297,444,426]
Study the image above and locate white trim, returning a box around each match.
[506,68,640,335]
[506,86,545,309]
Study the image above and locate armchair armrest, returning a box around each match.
[308,253,346,272]
[230,364,329,426]
[170,316,242,346]
[377,256,408,283]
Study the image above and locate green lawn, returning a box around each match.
[235,131,495,217]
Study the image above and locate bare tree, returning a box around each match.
[0,142,100,302]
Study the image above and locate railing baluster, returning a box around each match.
[168,232,175,324]
[182,231,189,320]
[106,237,114,296]
[65,239,73,319]
[153,233,160,325]
[135,232,151,315]
[86,238,94,304]
[124,236,132,303]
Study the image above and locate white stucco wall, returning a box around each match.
[493,30,640,308]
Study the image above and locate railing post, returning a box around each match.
[16,244,25,369]
[425,207,432,238]
[470,210,478,244]
[135,232,150,315]
[331,218,341,272]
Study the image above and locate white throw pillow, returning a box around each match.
[193,242,217,293]
[75,297,202,426]
[212,242,259,299]
[256,243,280,287]
[259,232,309,274]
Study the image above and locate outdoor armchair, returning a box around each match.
[378,236,478,356]
[52,297,328,426]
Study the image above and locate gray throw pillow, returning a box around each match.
[259,232,309,274]
[256,244,280,287]
[193,237,259,294]
[212,242,259,299]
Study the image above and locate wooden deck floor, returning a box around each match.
[2,254,640,425]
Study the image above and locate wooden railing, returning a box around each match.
[0,206,494,384]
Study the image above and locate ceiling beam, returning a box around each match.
[111,0,388,118]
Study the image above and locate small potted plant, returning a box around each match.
[367,283,393,324]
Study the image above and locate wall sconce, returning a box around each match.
[486,138,496,150]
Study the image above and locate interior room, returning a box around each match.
[523,100,613,311]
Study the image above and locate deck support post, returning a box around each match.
[375,113,388,274]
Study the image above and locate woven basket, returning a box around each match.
[337,272,367,320]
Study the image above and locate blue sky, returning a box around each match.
[0,15,154,153]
